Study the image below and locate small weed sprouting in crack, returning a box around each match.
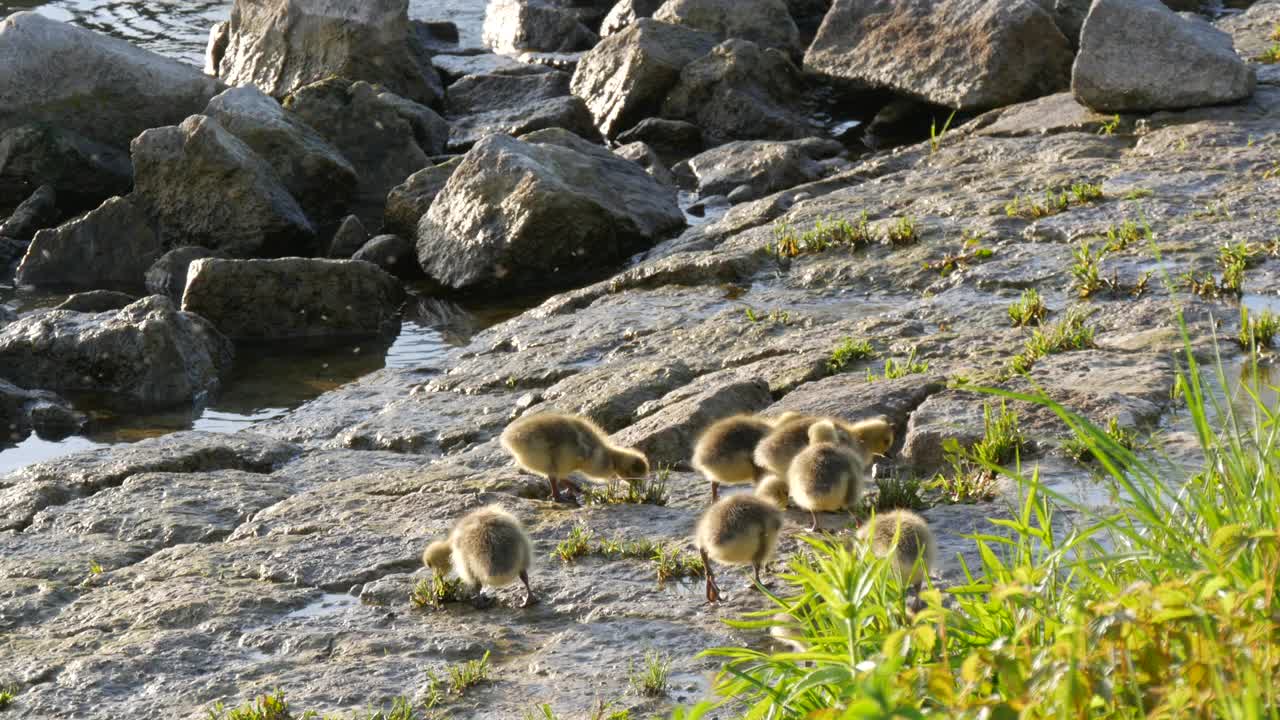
[410,573,467,610]
[928,401,1024,504]
[582,465,671,506]
[866,347,929,382]
[1097,114,1121,136]
[1182,240,1261,299]
[554,526,703,583]
[628,649,673,697]
[866,474,928,513]
[1008,288,1047,327]
[1255,43,1280,63]
[742,306,790,325]
[1005,182,1103,220]
[1237,305,1279,356]
[554,524,594,563]
[1102,219,1151,253]
[884,216,920,246]
[929,110,957,154]
[206,691,291,720]
[1123,188,1154,200]
[0,685,16,711]
[1070,241,1106,298]
[826,338,877,374]
[651,544,705,582]
[767,213,873,258]
[924,230,994,276]
[525,700,631,720]
[1064,417,1137,464]
[447,652,491,695]
[1005,306,1096,376]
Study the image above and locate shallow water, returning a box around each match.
[0,0,488,65]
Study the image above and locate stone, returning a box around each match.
[661,39,813,144]
[570,18,718,138]
[0,125,132,215]
[804,0,1074,111]
[615,142,677,186]
[532,359,696,431]
[683,138,827,199]
[284,79,438,228]
[54,291,137,314]
[653,0,800,55]
[415,128,685,292]
[383,158,462,239]
[482,0,599,54]
[1071,0,1255,112]
[445,69,598,149]
[0,237,24,277]
[204,20,230,76]
[601,0,663,37]
[0,185,59,241]
[0,296,233,411]
[215,0,444,108]
[144,247,220,303]
[1053,0,1091,48]
[0,12,223,147]
[180,258,405,343]
[0,378,84,445]
[203,86,358,229]
[327,215,369,259]
[15,196,163,293]
[130,115,316,258]
[611,376,772,465]
[351,234,423,280]
[615,117,704,155]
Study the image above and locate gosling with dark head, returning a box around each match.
[423,504,536,609]
[788,420,866,532]
[501,412,649,504]
[695,492,784,603]
[841,416,895,466]
[754,414,852,480]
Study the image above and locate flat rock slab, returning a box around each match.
[180,257,405,343]
[16,196,162,293]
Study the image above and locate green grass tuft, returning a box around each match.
[1006,305,1095,376]
[410,573,467,610]
[826,338,877,373]
[883,216,920,246]
[1103,218,1151,252]
[1070,241,1106,298]
[866,347,929,381]
[768,213,873,257]
[1237,305,1279,354]
[207,691,291,720]
[629,649,673,697]
[583,466,671,506]
[868,474,928,513]
[1064,416,1137,463]
[1007,288,1047,327]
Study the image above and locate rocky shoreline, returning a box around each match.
[3,0,1280,717]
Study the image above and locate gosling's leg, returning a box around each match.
[549,476,579,506]
[808,510,820,533]
[710,480,720,502]
[752,548,773,590]
[701,548,721,603]
[518,570,538,608]
[470,583,494,610]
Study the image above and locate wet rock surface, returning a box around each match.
[180,258,406,343]
[0,124,132,215]
[16,196,162,293]
[482,0,599,54]
[444,67,598,150]
[654,0,800,54]
[6,4,1280,719]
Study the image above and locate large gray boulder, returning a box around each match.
[0,124,132,214]
[662,39,813,144]
[683,138,837,199]
[284,79,441,228]
[203,87,358,229]
[15,196,162,293]
[570,19,718,138]
[0,296,233,410]
[144,246,221,302]
[653,0,800,55]
[600,0,664,38]
[0,13,223,148]
[181,258,405,343]
[446,68,598,149]
[482,0,599,53]
[215,0,444,108]
[1072,0,1255,112]
[351,234,422,280]
[0,379,84,445]
[415,128,685,292]
[131,115,316,257]
[0,185,59,241]
[384,157,463,238]
[804,0,1073,111]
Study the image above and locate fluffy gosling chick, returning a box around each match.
[754,415,854,480]
[695,493,783,603]
[692,414,776,501]
[501,412,649,504]
[856,509,937,589]
[788,420,866,532]
[423,504,536,609]
[840,416,896,467]
[755,474,789,510]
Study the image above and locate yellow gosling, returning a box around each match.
[501,412,649,504]
[787,420,867,532]
[695,493,783,603]
[422,504,536,608]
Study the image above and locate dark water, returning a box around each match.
[0,0,488,65]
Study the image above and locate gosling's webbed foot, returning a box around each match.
[519,592,538,608]
[471,593,495,610]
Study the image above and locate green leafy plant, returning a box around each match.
[1123,188,1154,200]
[1070,241,1106,298]
[743,306,790,325]
[883,216,920,246]
[1237,304,1279,354]
[867,474,927,512]
[1007,288,1047,327]
[556,527,702,583]
[826,338,877,373]
[554,524,594,563]
[924,230,994,275]
[1070,182,1104,204]
[447,651,491,694]
[1103,218,1150,252]
[685,324,1280,719]
[582,465,671,506]
[410,573,466,610]
[1005,182,1102,220]
[629,650,673,697]
[768,213,873,258]
[1006,305,1095,375]
[0,686,15,711]
[1255,43,1280,63]
[1064,416,1138,463]
[207,691,292,720]
[928,400,1023,503]
[866,347,929,381]
[1097,114,1121,136]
